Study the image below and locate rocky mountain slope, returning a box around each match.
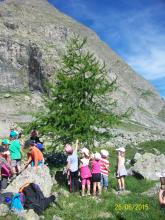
[0,0,165,136]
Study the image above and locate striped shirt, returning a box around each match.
[100,158,110,176]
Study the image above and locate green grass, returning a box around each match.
[136,140,165,155]
[43,184,164,220]
[42,143,165,220]
[114,120,147,132]
[2,141,165,219]
[140,90,154,98]
[158,109,165,122]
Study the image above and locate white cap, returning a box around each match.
[81,147,89,157]
[94,152,101,160]
[101,149,109,157]
[116,147,125,152]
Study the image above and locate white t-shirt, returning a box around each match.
[67,150,78,172]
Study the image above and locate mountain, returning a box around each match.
[0,0,165,133]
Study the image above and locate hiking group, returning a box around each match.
[0,128,164,215]
[0,128,44,191]
[64,140,165,214]
[0,128,56,215]
[64,139,127,196]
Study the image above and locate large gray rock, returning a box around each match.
[134,152,142,161]
[0,204,10,217]
[0,0,164,131]
[141,182,160,197]
[132,153,165,180]
[18,209,39,220]
[5,165,53,197]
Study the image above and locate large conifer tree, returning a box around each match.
[33,36,122,146]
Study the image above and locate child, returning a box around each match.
[79,147,91,196]
[30,129,40,143]
[27,141,44,167]
[1,139,11,164]
[159,188,165,214]
[65,140,79,193]
[91,152,101,196]
[0,147,13,191]
[100,149,110,190]
[116,147,127,191]
[9,131,22,175]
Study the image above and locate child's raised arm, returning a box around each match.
[74,139,79,152]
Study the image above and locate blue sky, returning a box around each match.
[48,0,165,98]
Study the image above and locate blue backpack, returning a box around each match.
[10,193,24,213]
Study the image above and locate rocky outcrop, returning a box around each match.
[95,128,165,147]
[132,153,165,180]
[5,165,53,197]
[0,0,164,132]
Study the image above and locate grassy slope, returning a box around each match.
[1,140,164,220]
[43,141,165,220]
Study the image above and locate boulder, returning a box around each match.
[18,209,39,220]
[5,165,53,197]
[141,182,160,197]
[0,204,10,217]
[152,148,160,155]
[52,215,63,220]
[132,153,165,180]
[4,93,11,98]
[134,152,142,161]
[97,212,114,219]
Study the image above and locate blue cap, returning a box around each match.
[10,131,17,138]
[2,139,10,145]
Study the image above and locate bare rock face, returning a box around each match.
[0,0,164,131]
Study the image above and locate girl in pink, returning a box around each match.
[91,152,101,196]
[79,148,91,196]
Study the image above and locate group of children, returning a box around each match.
[0,128,44,191]
[64,140,127,196]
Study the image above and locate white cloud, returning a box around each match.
[62,1,165,80]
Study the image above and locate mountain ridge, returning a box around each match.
[0,0,164,133]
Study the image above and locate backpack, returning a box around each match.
[1,163,11,177]
[22,183,55,214]
[22,183,45,214]
[10,193,24,213]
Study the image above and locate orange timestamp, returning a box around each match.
[114,203,149,211]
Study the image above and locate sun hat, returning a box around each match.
[100,149,109,157]
[2,139,10,145]
[64,144,73,154]
[94,152,101,160]
[9,131,17,138]
[116,147,125,152]
[81,147,89,157]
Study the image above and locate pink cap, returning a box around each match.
[64,144,73,154]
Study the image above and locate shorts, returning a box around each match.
[81,178,91,186]
[0,176,8,190]
[31,160,43,167]
[11,159,21,167]
[101,174,108,187]
[92,173,101,182]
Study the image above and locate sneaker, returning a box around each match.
[81,192,85,197]
[87,192,91,196]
